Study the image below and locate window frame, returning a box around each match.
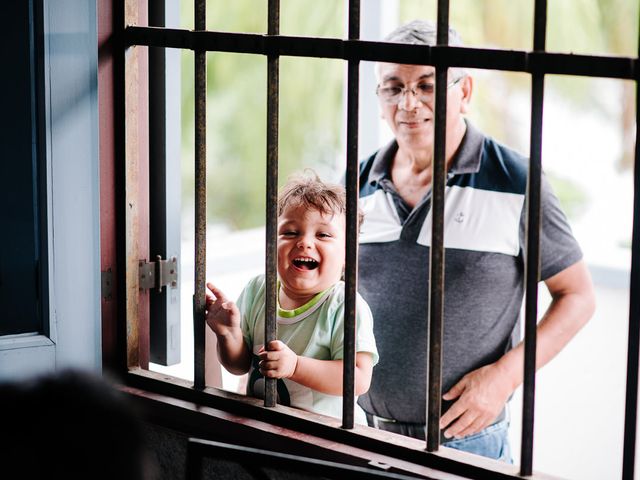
[108,1,640,478]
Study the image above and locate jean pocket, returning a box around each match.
[443,420,510,462]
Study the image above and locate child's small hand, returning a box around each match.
[258,340,298,379]
[205,282,241,337]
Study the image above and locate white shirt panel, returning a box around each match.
[359,189,403,244]
[417,186,524,256]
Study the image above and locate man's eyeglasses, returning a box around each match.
[375,76,465,105]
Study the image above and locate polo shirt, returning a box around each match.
[356,121,582,424]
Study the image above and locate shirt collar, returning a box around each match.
[368,140,398,186]
[367,120,484,186]
[448,120,484,175]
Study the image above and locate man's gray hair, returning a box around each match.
[384,19,464,47]
[380,19,466,78]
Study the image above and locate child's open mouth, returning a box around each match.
[293,257,319,270]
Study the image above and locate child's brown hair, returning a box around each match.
[278,171,364,228]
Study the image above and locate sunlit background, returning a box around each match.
[149,2,639,478]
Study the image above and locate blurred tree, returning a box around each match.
[399,0,637,169]
[181,0,344,229]
[399,0,636,220]
[180,1,637,228]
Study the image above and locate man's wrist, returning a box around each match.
[495,350,524,391]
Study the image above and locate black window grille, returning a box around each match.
[120,1,640,478]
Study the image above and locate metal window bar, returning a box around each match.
[264,0,280,408]
[520,0,547,475]
[426,0,450,453]
[622,16,640,479]
[148,1,169,365]
[193,0,207,390]
[342,0,361,431]
[123,27,635,79]
[120,5,640,478]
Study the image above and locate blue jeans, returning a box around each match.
[443,419,512,463]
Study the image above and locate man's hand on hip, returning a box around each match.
[439,363,514,440]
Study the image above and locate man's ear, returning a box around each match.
[460,74,473,114]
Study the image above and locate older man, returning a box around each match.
[356,20,595,462]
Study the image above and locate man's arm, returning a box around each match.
[439,259,596,439]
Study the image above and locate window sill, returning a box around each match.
[122,368,557,480]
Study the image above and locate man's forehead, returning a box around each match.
[376,63,436,82]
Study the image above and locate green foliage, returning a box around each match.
[180,1,637,228]
[180,1,344,229]
[546,172,590,221]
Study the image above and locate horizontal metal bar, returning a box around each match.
[124,26,637,80]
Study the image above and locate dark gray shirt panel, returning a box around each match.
[357,241,523,424]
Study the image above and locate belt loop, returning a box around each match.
[366,412,380,429]
[372,415,380,429]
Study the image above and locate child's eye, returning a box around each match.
[281,231,298,237]
[317,232,332,239]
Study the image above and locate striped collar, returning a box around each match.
[276,284,335,325]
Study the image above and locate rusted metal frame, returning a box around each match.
[124,0,151,370]
[120,10,640,477]
[264,0,280,408]
[520,0,547,476]
[125,369,535,480]
[622,23,640,479]
[187,438,420,480]
[123,26,636,80]
[193,0,206,390]
[342,0,360,431]
[425,0,450,453]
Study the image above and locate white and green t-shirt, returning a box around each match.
[238,274,378,424]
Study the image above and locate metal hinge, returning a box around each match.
[138,256,178,293]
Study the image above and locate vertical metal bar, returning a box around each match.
[621,19,640,477]
[342,0,360,430]
[149,0,169,364]
[264,0,280,408]
[426,0,449,452]
[193,0,206,390]
[520,0,547,475]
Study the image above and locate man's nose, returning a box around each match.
[399,88,420,110]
